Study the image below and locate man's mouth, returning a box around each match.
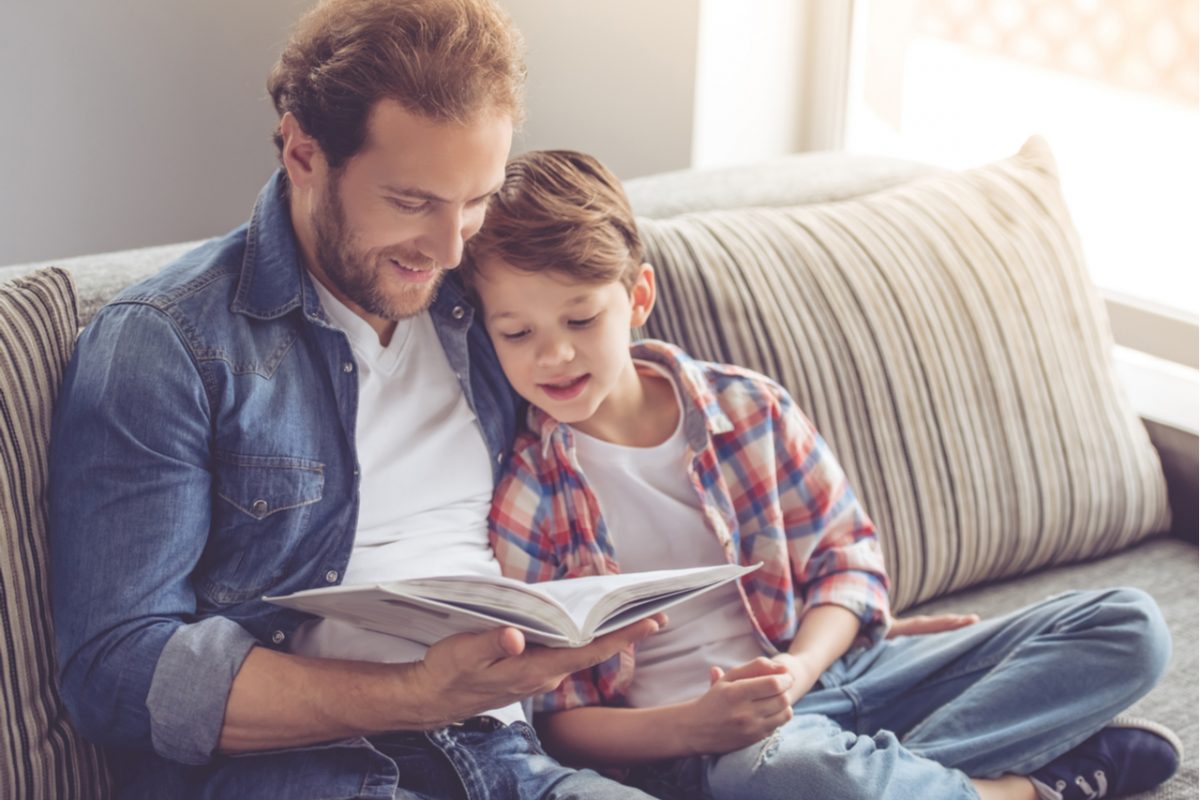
[538,374,590,401]
[388,257,437,283]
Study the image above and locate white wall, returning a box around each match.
[502,0,699,180]
[0,1,701,265]
[693,0,854,169]
[0,0,311,265]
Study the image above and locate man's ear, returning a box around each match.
[279,112,324,190]
[629,263,657,328]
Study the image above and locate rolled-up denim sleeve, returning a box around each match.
[49,302,253,764]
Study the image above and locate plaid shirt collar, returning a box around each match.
[529,340,734,459]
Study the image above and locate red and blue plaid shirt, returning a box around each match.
[489,340,892,711]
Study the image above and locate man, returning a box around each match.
[48,1,661,797]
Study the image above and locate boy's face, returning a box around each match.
[474,257,655,436]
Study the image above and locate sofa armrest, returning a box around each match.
[1143,419,1198,545]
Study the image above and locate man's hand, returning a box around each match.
[674,657,794,755]
[887,612,979,638]
[412,615,664,727]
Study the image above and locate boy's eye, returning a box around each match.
[499,329,530,342]
[567,314,600,328]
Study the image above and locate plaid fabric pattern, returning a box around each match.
[489,340,892,712]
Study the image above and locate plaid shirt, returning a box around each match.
[489,340,892,712]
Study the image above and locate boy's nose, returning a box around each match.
[536,338,574,367]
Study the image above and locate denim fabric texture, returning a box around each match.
[116,721,653,800]
[626,588,1170,800]
[47,171,524,793]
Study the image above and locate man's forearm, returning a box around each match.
[219,618,664,754]
[217,646,437,752]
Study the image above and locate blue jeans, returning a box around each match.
[119,719,653,799]
[628,588,1171,800]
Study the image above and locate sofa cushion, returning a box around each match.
[0,268,111,798]
[636,136,1171,612]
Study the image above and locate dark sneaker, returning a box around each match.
[1030,716,1182,799]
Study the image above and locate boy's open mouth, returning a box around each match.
[539,374,590,401]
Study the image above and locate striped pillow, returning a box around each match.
[637,137,1171,612]
[0,268,112,798]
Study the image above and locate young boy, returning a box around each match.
[459,149,1181,800]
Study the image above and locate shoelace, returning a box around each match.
[1053,770,1109,799]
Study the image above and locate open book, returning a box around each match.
[265,562,759,648]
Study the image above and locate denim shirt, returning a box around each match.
[47,170,519,772]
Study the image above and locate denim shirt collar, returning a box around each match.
[230,169,311,320]
[228,168,475,326]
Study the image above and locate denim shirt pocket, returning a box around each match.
[200,452,325,606]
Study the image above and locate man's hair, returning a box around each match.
[464,150,644,290]
[268,0,526,169]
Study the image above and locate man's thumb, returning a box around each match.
[496,626,526,658]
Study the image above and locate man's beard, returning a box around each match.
[311,173,444,321]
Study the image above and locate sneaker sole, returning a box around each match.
[1109,714,1184,760]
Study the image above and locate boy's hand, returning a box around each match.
[676,657,794,755]
[414,615,664,728]
[770,651,824,705]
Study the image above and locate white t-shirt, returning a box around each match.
[572,363,764,708]
[289,278,523,725]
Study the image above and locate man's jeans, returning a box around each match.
[628,587,1171,800]
[156,717,653,800]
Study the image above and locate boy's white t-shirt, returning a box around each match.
[289,278,523,725]
[572,362,764,708]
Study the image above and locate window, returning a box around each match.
[845,0,1199,319]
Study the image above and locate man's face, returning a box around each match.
[306,100,512,327]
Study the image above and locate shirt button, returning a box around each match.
[271,630,286,645]
[452,305,466,320]
[343,362,354,373]
[325,570,339,583]
[251,499,269,515]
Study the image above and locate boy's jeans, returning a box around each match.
[630,587,1170,800]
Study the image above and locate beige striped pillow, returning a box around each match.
[0,268,112,798]
[637,137,1170,612]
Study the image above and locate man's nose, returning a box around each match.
[419,207,466,268]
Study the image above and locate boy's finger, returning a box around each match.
[721,657,789,682]
[710,665,725,686]
[726,672,794,702]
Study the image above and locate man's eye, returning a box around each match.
[389,198,427,213]
[568,314,599,328]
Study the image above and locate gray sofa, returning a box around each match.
[1,141,1195,799]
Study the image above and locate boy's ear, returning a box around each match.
[279,112,326,190]
[629,263,656,328]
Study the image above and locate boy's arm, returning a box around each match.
[771,389,892,652]
[539,657,794,765]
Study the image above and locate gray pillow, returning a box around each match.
[636,136,1171,612]
[0,267,112,798]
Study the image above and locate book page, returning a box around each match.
[533,563,758,635]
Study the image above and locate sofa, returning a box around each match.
[1,136,1195,799]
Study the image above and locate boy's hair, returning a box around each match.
[464,150,644,290]
[268,0,526,169]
